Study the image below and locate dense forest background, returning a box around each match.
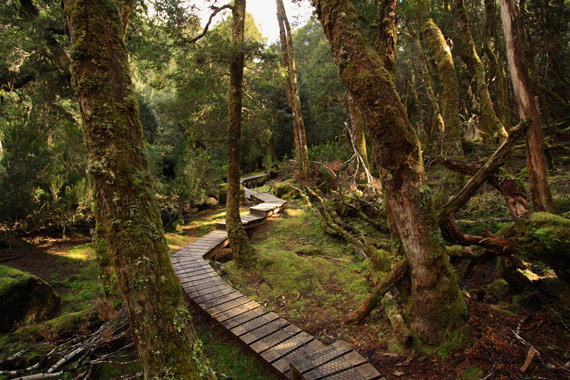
[1,0,568,236]
[1,0,570,379]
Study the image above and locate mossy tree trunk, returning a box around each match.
[456,0,509,145]
[420,14,463,159]
[62,1,213,378]
[376,0,398,77]
[314,0,467,346]
[483,0,511,128]
[498,0,556,213]
[344,92,371,180]
[227,0,254,268]
[276,0,309,179]
[409,28,445,153]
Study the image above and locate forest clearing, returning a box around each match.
[1,0,569,379]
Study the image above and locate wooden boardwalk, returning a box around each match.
[171,180,382,380]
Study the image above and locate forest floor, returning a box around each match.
[1,164,570,379]
[0,208,276,380]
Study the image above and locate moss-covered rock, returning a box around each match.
[218,183,246,205]
[502,212,570,286]
[272,180,299,199]
[0,265,61,332]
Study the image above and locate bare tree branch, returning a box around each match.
[185,4,233,44]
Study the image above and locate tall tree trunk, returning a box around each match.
[420,15,463,159]
[227,0,254,268]
[344,92,371,180]
[456,0,509,145]
[498,0,556,213]
[314,0,467,346]
[483,0,511,128]
[409,28,445,153]
[62,0,213,378]
[376,0,398,76]
[276,0,309,179]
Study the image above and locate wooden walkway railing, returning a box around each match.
[170,179,382,380]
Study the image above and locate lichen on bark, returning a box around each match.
[456,0,509,145]
[226,0,254,268]
[63,0,214,378]
[315,0,468,347]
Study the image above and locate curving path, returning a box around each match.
[170,175,382,380]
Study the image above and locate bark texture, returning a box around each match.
[63,0,212,378]
[483,0,511,128]
[456,0,509,144]
[315,0,467,346]
[421,16,462,158]
[498,0,556,213]
[376,0,398,76]
[410,29,444,150]
[227,0,254,268]
[344,92,371,180]
[276,0,310,178]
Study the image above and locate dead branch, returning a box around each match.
[1,308,137,380]
[438,120,529,254]
[183,4,233,44]
[345,258,409,325]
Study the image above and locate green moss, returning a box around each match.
[485,279,509,301]
[502,213,570,286]
[16,307,99,339]
[225,202,374,318]
[460,367,484,380]
[272,180,300,199]
[489,305,518,318]
[0,265,61,332]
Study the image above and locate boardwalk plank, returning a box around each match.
[290,341,352,375]
[212,301,260,323]
[221,307,269,330]
[302,350,368,380]
[197,291,244,309]
[249,325,302,354]
[239,318,290,345]
[324,363,382,380]
[171,184,381,379]
[262,331,315,365]
[202,295,250,312]
[273,339,325,376]
[229,312,281,337]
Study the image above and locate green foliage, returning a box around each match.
[308,139,351,163]
[0,115,51,223]
[196,328,277,380]
[292,19,347,144]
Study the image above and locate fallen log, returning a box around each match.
[438,120,529,254]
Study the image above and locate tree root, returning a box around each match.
[301,186,366,250]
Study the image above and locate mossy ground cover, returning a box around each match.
[223,173,570,379]
[223,200,396,351]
